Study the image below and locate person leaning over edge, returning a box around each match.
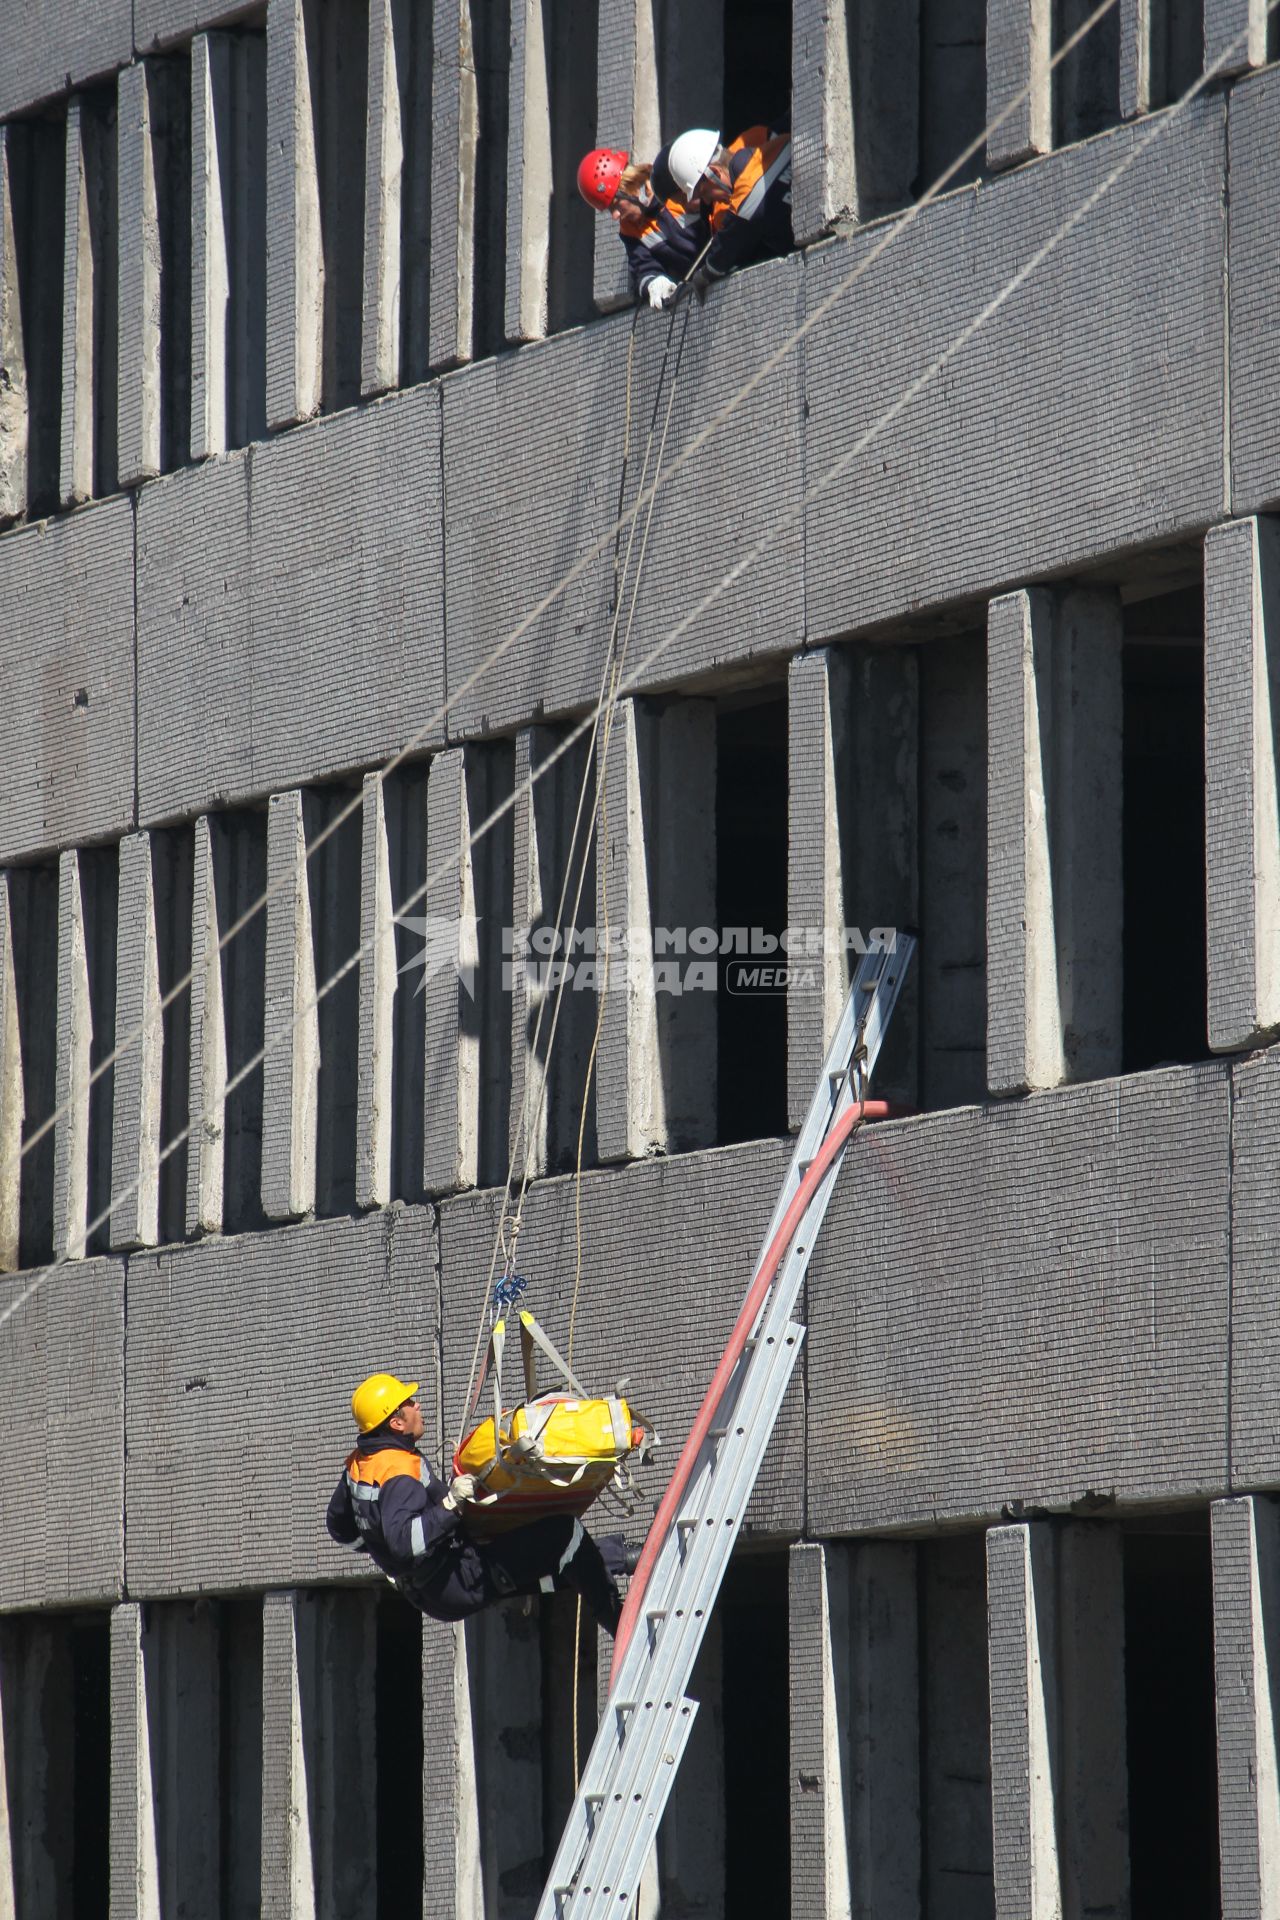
[576,146,711,309]
[652,125,792,284]
[326,1373,639,1635]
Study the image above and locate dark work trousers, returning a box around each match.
[412,1516,629,1633]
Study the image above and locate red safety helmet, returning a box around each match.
[578,147,628,211]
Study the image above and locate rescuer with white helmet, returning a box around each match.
[653,123,793,283]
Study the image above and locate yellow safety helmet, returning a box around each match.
[351,1372,419,1434]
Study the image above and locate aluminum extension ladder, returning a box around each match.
[535,935,917,1919]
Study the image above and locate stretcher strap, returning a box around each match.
[519,1309,589,1401]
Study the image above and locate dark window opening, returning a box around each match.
[1055,0,1121,144]
[1146,0,1204,107]
[717,691,787,1145]
[918,0,987,194]
[468,744,516,1186]
[219,1597,264,1920]
[11,863,58,1268]
[148,59,193,472]
[79,87,120,500]
[522,728,598,1176]
[919,632,987,1111]
[375,1592,423,1916]
[722,1556,789,1916]
[470,0,511,360]
[920,1534,994,1918]
[1122,591,1207,1072]
[1124,1526,1219,1920]
[1272,5,1280,62]
[153,828,194,1247]
[206,26,268,448]
[303,0,369,411]
[541,1592,599,1864]
[545,0,599,333]
[386,763,428,1204]
[81,847,119,1258]
[211,809,269,1235]
[70,1616,111,1920]
[722,0,792,138]
[392,3,432,387]
[3,114,65,518]
[304,787,362,1215]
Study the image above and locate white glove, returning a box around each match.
[646,274,678,310]
[444,1472,477,1510]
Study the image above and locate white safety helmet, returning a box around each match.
[667,128,721,202]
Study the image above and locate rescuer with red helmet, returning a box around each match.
[576,146,709,309]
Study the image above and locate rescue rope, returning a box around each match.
[0,0,1126,1230]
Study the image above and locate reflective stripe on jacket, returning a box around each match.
[705,127,792,279]
[619,191,708,297]
[326,1440,462,1590]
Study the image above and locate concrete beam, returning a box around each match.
[1212,1495,1280,1917]
[592,0,660,309]
[362,0,430,395]
[357,773,396,1208]
[262,791,319,1221]
[595,698,716,1163]
[986,587,1123,1095]
[788,650,851,1131]
[1205,517,1280,1052]
[789,1540,921,1920]
[428,0,477,369]
[423,747,481,1193]
[0,876,24,1273]
[53,849,92,1261]
[116,62,162,484]
[108,1603,162,1920]
[61,92,118,506]
[505,0,551,343]
[261,1592,316,1918]
[1205,0,1270,76]
[986,0,1052,170]
[987,1522,1128,1918]
[423,1620,484,1920]
[185,816,227,1235]
[110,833,164,1251]
[0,131,28,522]
[791,0,856,243]
[266,0,323,428]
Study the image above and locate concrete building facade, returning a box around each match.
[1,0,1280,1913]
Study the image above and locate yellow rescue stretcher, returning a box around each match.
[454,1308,657,1537]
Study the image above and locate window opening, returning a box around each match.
[1146,0,1204,107]
[545,0,599,333]
[1123,1525,1219,1919]
[211,809,269,1235]
[1055,0,1121,144]
[219,1597,264,1920]
[919,631,987,1111]
[385,763,428,1204]
[918,0,986,193]
[4,114,65,517]
[717,690,787,1145]
[149,59,193,472]
[304,0,369,411]
[722,1556,789,1915]
[920,1534,993,1916]
[70,1615,111,1920]
[375,1592,423,1915]
[304,787,362,1215]
[467,744,515,1186]
[81,847,119,1258]
[470,0,511,360]
[78,86,120,500]
[11,863,58,1268]
[722,0,792,139]
[154,828,194,1247]
[1121,589,1207,1073]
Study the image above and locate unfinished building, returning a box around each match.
[2,0,1280,1913]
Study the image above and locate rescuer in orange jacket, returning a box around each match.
[325,1373,637,1633]
[576,147,710,308]
[652,125,793,282]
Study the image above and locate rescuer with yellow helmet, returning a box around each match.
[326,1372,638,1632]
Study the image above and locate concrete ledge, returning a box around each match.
[124,1205,437,1595]
[807,1060,1233,1532]
[0,2,133,120]
[0,495,136,865]
[136,384,445,823]
[0,1255,125,1609]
